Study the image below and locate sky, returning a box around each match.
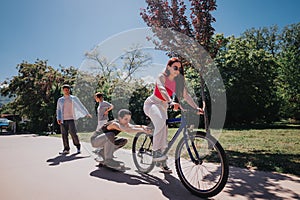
[0,0,299,83]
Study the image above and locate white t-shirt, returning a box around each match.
[63,96,74,120]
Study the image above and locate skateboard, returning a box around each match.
[97,160,126,172]
[93,149,126,172]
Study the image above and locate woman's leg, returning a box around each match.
[144,102,168,151]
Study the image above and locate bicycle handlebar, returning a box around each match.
[168,106,200,114]
[166,107,200,125]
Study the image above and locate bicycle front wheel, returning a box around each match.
[132,132,155,173]
[175,131,229,198]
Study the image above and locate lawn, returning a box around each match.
[219,128,300,176]
[52,126,300,176]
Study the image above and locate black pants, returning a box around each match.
[60,120,80,151]
[105,132,128,149]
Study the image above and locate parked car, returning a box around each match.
[0,118,10,131]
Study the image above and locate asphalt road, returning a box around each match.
[0,134,299,200]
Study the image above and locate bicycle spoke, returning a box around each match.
[132,132,155,173]
[175,131,228,198]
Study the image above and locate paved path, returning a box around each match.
[0,134,299,200]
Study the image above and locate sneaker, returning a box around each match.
[152,150,167,162]
[160,162,172,173]
[94,148,104,162]
[92,148,101,154]
[77,148,81,154]
[94,156,104,163]
[104,159,121,169]
[59,150,70,155]
[160,165,172,174]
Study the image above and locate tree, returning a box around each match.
[141,0,219,131]
[215,35,280,125]
[78,45,153,126]
[121,44,152,82]
[277,23,300,120]
[241,25,280,57]
[0,59,77,133]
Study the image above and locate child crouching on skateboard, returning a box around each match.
[90,109,151,169]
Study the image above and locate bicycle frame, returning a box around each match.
[162,112,201,163]
[133,110,229,198]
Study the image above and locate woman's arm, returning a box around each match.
[183,87,198,109]
[183,87,204,114]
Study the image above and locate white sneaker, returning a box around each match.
[94,156,104,162]
[59,150,70,155]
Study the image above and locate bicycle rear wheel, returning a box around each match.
[175,131,229,198]
[132,132,155,173]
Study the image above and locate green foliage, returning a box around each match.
[213,23,300,125]
[129,81,153,125]
[277,23,300,120]
[110,80,152,125]
[241,25,280,57]
[1,19,300,133]
[141,1,299,125]
[0,59,77,133]
[75,45,153,130]
[72,71,98,132]
[215,35,280,124]
[141,0,218,132]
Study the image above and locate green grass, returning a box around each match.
[51,127,300,176]
[219,128,300,176]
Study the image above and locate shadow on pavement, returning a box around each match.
[90,168,204,200]
[90,167,159,185]
[46,153,90,166]
[226,167,300,199]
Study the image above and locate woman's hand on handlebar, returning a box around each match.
[196,107,204,115]
[168,101,204,114]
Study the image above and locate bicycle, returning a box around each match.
[132,109,229,198]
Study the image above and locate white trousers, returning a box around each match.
[143,95,168,151]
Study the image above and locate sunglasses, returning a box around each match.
[172,65,180,71]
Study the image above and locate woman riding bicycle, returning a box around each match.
[143,57,204,173]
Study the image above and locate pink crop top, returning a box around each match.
[154,77,176,101]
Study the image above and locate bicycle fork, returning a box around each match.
[183,131,203,165]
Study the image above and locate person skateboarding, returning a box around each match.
[91,109,151,170]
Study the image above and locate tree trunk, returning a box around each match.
[200,75,210,134]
